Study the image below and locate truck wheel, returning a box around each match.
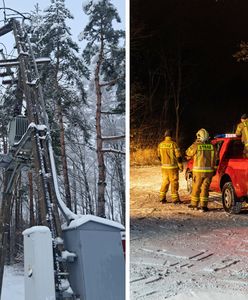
[222,182,242,214]
[186,171,193,194]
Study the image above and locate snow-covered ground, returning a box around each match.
[130,166,248,299]
[2,166,248,300]
[2,265,24,299]
[168,289,247,300]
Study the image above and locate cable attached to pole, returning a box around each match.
[2,0,6,23]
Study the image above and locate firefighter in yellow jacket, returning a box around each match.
[185,128,217,212]
[235,113,248,158]
[158,130,183,204]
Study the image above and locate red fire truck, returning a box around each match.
[185,134,248,214]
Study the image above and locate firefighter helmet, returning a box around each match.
[241,113,248,120]
[196,128,209,142]
[164,129,172,137]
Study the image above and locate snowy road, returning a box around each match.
[130,166,248,299]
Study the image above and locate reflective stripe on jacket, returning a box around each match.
[236,120,248,144]
[158,137,182,169]
[186,142,215,173]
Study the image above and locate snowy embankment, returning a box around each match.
[2,265,24,300]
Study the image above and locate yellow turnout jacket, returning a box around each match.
[236,119,248,146]
[186,141,216,173]
[158,137,182,170]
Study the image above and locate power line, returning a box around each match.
[0,42,7,56]
[0,6,31,23]
[2,0,6,23]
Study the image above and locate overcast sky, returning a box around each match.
[0,0,125,53]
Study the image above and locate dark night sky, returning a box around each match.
[131,0,248,147]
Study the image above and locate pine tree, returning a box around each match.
[28,4,44,57]
[34,0,88,210]
[81,0,125,219]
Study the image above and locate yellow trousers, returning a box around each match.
[191,172,213,208]
[160,168,179,202]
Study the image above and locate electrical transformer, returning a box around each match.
[8,115,31,151]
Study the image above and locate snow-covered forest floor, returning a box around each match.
[130,166,248,299]
[2,265,24,299]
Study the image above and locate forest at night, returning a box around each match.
[130,0,248,152]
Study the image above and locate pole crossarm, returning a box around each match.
[102,135,125,141]
[0,58,19,67]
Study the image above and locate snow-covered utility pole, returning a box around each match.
[0,16,77,298]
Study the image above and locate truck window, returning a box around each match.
[214,141,223,159]
[225,140,243,159]
[211,140,223,164]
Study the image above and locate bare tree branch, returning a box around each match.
[101,111,123,115]
[102,135,125,141]
[101,148,125,155]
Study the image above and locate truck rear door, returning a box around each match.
[224,139,248,197]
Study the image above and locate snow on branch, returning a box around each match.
[101,148,125,155]
[102,135,125,141]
